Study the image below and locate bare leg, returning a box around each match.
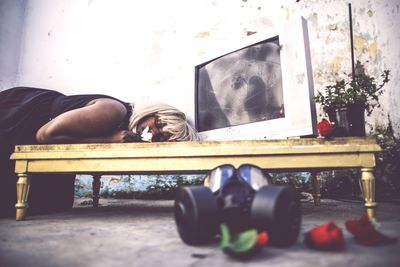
[311,171,322,206]
[360,168,376,220]
[15,173,30,221]
[92,175,101,208]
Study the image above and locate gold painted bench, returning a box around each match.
[10,137,381,221]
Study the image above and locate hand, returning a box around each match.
[110,130,139,143]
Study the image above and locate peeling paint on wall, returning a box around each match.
[195,32,210,39]
[329,55,350,75]
[354,35,368,57]
[354,36,380,62]
[368,41,378,62]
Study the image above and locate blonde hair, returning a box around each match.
[128,101,200,141]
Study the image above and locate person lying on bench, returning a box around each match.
[0,86,199,217]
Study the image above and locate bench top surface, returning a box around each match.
[11,137,381,160]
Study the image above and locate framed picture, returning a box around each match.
[195,17,317,140]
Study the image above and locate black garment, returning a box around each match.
[0,87,131,217]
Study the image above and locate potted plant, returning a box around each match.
[314,61,390,137]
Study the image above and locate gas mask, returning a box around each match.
[204,164,272,233]
[174,164,301,247]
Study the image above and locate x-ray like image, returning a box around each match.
[196,36,285,132]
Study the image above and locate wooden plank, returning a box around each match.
[22,153,376,173]
[11,137,381,160]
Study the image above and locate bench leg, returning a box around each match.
[360,168,376,220]
[15,173,30,221]
[92,175,101,208]
[311,171,321,206]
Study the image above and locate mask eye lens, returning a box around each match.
[238,164,271,190]
[207,164,235,192]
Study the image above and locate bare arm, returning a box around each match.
[36,99,138,144]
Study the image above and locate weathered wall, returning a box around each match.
[10,0,400,136]
[0,0,26,90]
[285,0,400,135]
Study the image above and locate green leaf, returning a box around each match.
[220,224,231,248]
[229,229,258,253]
[220,224,259,253]
[221,227,258,253]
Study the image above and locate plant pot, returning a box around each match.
[326,105,366,137]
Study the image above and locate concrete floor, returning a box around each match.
[0,197,399,267]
